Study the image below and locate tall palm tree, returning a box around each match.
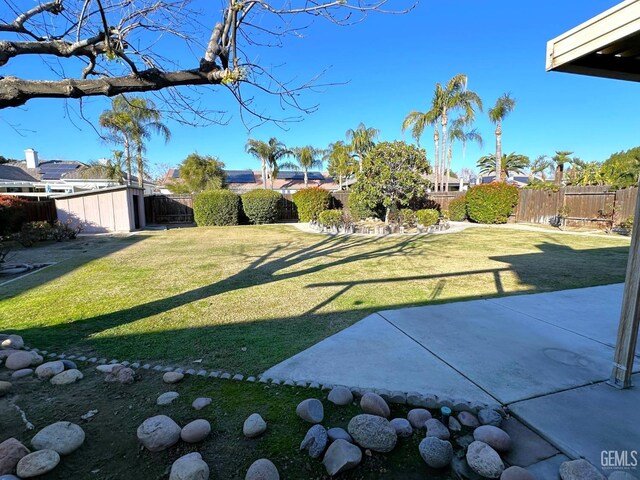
[448,116,483,191]
[99,95,170,188]
[281,146,323,187]
[488,93,516,182]
[551,150,575,185]
[529,155,551,181]
[324,141,357,190]
[437,74,483,192]
[346,123,379,171]
[402,75,482,192]
[477,152,530,178]
[245,138,291,189]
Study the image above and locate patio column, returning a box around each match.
[609,180,640,389]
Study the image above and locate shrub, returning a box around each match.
[0,195,28,234]
[618,216,634,231]
[448,196,467,221]
[416,208,439,227]
[241,190,282,224]
[51,219,83,241]
[348,191,378,221]
[292,187,331,222]
[19,221,52,247]
[193,189,240,226]
[466,183,519,224]
[318,209,343,229]
[399,208,416,227]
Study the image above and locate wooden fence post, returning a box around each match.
[609,179,640,389]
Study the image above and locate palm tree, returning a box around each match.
[551,150,575,185]
[402,74,482,192]
[448,116,483,191]
[324,141,357,190]
[488,93,516,182]
[245,138,291,189]
[281,146,323,187]
[346,123,379,171]
[529,155,551,181]
[477,152,530,179]
[99,95,170,188]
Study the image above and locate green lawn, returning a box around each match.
[0,225,630,374]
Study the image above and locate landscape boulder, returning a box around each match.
[559,459,607,480]
[466,441,504,478]
[407,408,432,429]
[50,369,83,385]
[16,450,60,478]
[157,392,180,406]
[1,336,23,350]
[389,418,413,438]
[137,415,181,452]
[478,408,503,427]
[181,419,211,443]
[425,418,450,440]
[104,366,135,384]
[347,414,397,453]
[11,369,33,379]
[322,439,362,476]
[163,372,184,384]
[296,399,324,424]
[457,411,480,428]
[245,459,279,480]
[192,397,212,410]
[418,436,453,469]
[5,351,33,370]
[473,425,512,452]
[243,413,267,438]
[360,392,390,418]
[327,386,353,406]
[169,452,209,480]
[300,425,328,459]
[31,421,85,455]
[501,465,536,480]
[35,361,64,380]
[327,427,353,444]
[0,438,29,475]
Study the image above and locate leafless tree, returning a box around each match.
[0,0,415,125]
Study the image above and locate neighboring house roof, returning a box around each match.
[0,164,40,182]
[61,165,142,184]
[426,174,463,185]
[479,175,540,186]
[5,160,84,181]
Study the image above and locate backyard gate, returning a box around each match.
[144,195,195,224]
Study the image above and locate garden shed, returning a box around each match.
[54,185,145,233]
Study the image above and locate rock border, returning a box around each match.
[21,345,500,414]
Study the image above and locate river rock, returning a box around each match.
[0,350,16,360]
[11,368,33,379]
[35,361,64,380]
[31,421,85,455]
[180,419,211,443]
[96,364,120,373]
[347,414,397,453]
[327,427,353,444]
[478,408,503,427]
[0,438,29,475]
[296,398,324,423]
[1,336,23,350]
[458,411,480,428]
[163,372,184,384]
[245,459,279,480]
[5,351,33,370]
[16,450,59,478]
[322,439,362,476]
[389,418,413,437]
[300,425,328,459]
[192,397,212,410]
[105,366,135,384]
[407,408,432,428]
[157,391,179,405]
[559,459,606,480]
[426,418,450,440]
[360,392,390,418]
[501,465,536,479]
[466,441,504,478]
[0,381,11,397]
[61,359,77,370]
[328,386,353,406]
[419,436,453,469]
[137,415,181,452]
[169,452,209,480]
[50,369,83,385]
[243,413,267,438]
[473,425,512,452]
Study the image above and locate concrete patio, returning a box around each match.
[263,283,640,476]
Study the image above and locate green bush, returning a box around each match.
[193,189,240,226]
[399,208,416,227]
[466,183,519,224]
[416,209,439,227]
[292,187,331,222]
[448,196,467,221]
[241,189,282,224]
[318,209,343,229]
[347,191,378,221]
[619,216,634,231]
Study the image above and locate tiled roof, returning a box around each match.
[4,160,84,181]
[0,164,39,182]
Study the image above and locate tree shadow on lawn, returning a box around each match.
[7,234,629,371]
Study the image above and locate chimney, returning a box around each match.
[25,149,39,169]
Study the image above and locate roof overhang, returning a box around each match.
[546,0,640,82]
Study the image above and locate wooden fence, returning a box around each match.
[24,199,57,223]
[145,186,637,227]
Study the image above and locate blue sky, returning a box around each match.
[1,0,637,176]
